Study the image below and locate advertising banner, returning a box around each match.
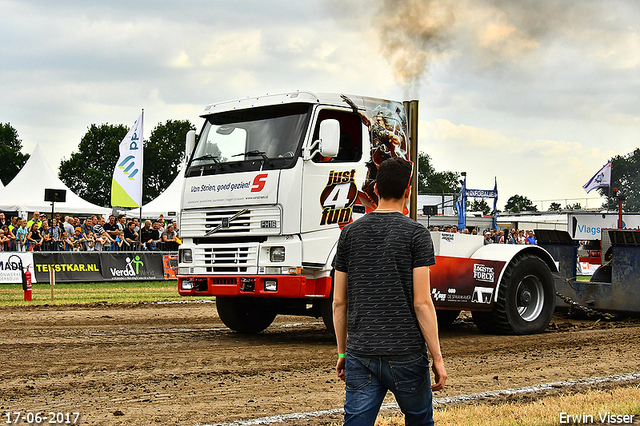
[568,213,640,240]
[0,253,35,284]
[182,170,279,208]
[101,252,165,281]
[33,252,102,283]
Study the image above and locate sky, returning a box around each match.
[1,0,639,210]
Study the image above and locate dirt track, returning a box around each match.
[1,302,639,425]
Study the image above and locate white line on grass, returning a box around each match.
[201,372,640,426]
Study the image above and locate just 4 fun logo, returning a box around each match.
[319,170,357,226]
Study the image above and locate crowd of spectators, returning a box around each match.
[0,211,181,252]
[427,224,537,245]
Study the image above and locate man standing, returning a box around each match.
[332,157,447,426]
[104,215,119,239]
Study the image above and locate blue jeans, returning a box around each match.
[344,351,433,426]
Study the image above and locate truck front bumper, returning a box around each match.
[178,274,331,299]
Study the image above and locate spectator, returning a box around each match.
[16,219,29,252]
[140,220,159,251]
[71,227,85,251]
[27,211,41,229]
[116,215,126,232]
[8,216,19,235]
[0,212,7,228]
[124,220,139,250]
[471,228,477,235]
[59,232,72,251]
[517,230,526,244]
[508,230,517,244]
[93,216,106,236]
[104,215,119,239]
[161,224,179,251]
[133,218,141,233]
[526,230,537,245]
[63,216,75,236]
[83,230,96,251]
[81,217,93,235]
[0,229,7,251]
[114,230,130,251]
[50,219,62,250]
[27,223,43,251]
[483,231,493,245]
[94,231,113,251]
[40,221,54,251]
[1,225,16,251]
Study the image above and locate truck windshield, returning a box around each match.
[187,103,311,176]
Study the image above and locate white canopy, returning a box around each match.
[0,144,111,217]
[138,168,184,220]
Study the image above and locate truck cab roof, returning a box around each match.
[200,92,394,116]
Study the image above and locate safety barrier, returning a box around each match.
[0,251,178,284]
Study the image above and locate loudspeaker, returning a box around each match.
[44,188,66,202]
[423,205,438,216]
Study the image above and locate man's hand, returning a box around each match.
[430,358,447,391]
[336,356,345,381]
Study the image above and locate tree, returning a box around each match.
[548,202,562,212]
[504,195,538,213]
[143,119,195,204]
[59,123,129,207]
[566,202,582,210]
[599,148,640,212]
[60,120,196,207]
[0,122,30,185]
[468,199,491,215]
[417,152,461,194]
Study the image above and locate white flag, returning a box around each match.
[111,111,144,207]
[582,162,611,194]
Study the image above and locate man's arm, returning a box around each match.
[332,270,348,381]
[413,266,447,391]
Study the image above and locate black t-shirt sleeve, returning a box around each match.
[411,225,436,268]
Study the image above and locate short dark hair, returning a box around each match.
[375,157,413,200]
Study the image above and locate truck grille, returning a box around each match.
[196,244,259,273]
[181,207,281,238]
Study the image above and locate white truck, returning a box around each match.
[177,92,559,335]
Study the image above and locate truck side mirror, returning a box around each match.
[318,119,340,158]
[185,130,196,163]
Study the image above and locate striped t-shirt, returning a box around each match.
[334,211,435,356]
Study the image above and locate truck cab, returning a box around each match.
[178,92,407,332]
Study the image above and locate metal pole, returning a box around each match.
[408,100,419,221]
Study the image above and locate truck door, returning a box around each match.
[300,109,368,247]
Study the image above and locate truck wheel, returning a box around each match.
[215,297,276,334]
[320,270,335,334]
[436,310,460,330]
[472,253,555,335]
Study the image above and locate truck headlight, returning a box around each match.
[180,248,193,263]
[270,246,285,262]
[264,280,278,291]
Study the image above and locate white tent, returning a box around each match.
[0,144,111,217]
[138,168,184,220]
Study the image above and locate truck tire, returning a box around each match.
[436,310,460,329]
[320,270,335,334]
[472,253,555,335]
[215,297,276,334]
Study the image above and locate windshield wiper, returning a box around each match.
[232,150,274,167]
[191,154,221,165]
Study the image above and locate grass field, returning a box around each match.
[0,280,215,306]
[375,385,640,426]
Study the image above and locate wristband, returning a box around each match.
[338,353,345,358]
